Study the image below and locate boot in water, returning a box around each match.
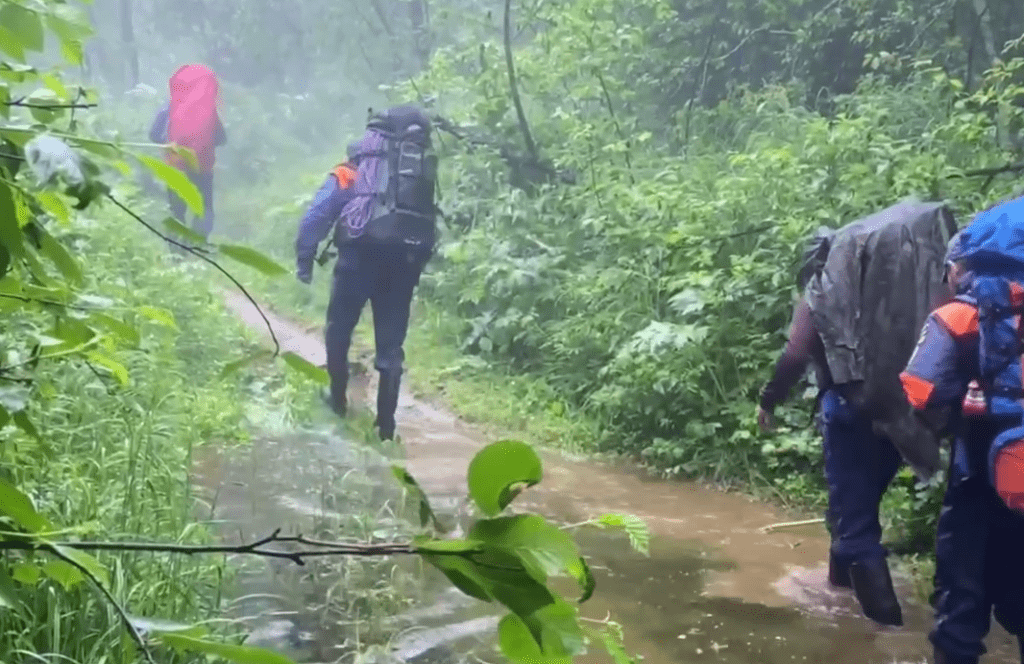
[849,557,903,626]
[828,550,852,589]
[321,387,346,418]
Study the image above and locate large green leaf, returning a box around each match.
[589,513,650,556]
[0,181,23,259]
[135,305,177,330]
[0,478,48,532]
[41,560,84,590]
[281,352,329,385]
[216,243,288,276]
[138,155,202,217]
[467,439,543,516]
[90,314,141,347]
[422,554,495,602]
[161,217,206,246]
[221,349,274,377]
[50,545,110,588]
[499,613,571,664]
[85,351,130,386]
[0,4,43,52]
[35,227,82,286]
[392,465,441,529]
[0,565,22,611]
[471,514,595,602]
[157,633,298,664]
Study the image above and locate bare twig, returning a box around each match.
[594,69,635,184]
[683,24,718,150]
[0,530,469,565]
[45,544,156,664]
[6,97,97,110]
[759,517,825,533]
[106,194,281,356]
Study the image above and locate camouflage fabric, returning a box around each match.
[804,200,958,479]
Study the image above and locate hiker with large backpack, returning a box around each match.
[758,201,957,628]
[293,105,438,440]
[148,64,227,246]
[901,199,1024,664]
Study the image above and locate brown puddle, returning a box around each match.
[207,291,1020,664]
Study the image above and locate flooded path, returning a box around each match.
[202,292,1019,664]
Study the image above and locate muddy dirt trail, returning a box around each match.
[208,292,1019,664]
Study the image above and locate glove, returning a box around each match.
[297,267,312,285]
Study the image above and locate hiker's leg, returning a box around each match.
[192,170,215,242]
[166,186,187,254]
[821,389,902,625]
[324,246,371,416]
[988,498,1024,657]
[368,248,424,440]
[931,441,992,663]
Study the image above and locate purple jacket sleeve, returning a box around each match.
[760,299,818,411]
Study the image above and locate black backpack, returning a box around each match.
[341,105,438,250]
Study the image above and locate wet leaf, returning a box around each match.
[467,439,543,516]
[36,227,82,286]
[156,633,298,664]
[51,546,109,587]
[90,314,141,347]
[0,565,22,611]
[498,609,577,664]
[422,555,494,602]
[216,243,288,276]
[392,465,441,529]
[136,305,177,330]
[0,478,48,532]
[590,513,650,556]
[221,349,274,377]
[12,563,41,585]
[161,216,206,246]
[0,182,23,259]
[138,155,202,217]
[41,560,83,590]
[281,351,329,385]
[85,351,130,386]
[0,25,25,62]
[13,411,40,441]
[0,4,43,52]
[470,515,594,602]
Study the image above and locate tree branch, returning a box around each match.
[0,530,466,566]
[6,97,97,110]
[949,162,1024,178]
[503,0,538,162]
[106,195,281,356]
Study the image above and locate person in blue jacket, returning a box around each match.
[901,225,1024,664]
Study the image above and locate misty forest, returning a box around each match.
[1,0,1023,662]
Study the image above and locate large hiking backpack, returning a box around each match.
[165,64,219,173]
[948,196,1024,515]
[804,200,958,478]
[337,105,438,250]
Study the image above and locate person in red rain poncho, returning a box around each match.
[148,64,227,248]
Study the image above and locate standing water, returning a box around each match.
[198,292,1019,664]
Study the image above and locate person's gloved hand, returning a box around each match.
[756,406,777,433]
[297,268,312,285]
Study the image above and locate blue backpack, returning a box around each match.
[951,196,1024,514]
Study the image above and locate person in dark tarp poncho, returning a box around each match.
[758,227,905,628]
[901,207,1024,664]
[759,202,956,628]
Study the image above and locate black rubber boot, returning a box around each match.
[849,557,903,626]
[321,388,346,418]
[375,372,401,440]
[828,550,852,589]
[932,645,978,664]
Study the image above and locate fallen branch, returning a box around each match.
[758,517,825,534]
[948,162,1024,178]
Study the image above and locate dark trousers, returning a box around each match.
[820,389,903,566]
[324,244,425,434]
[931,433,1024,661]
[167,169,215,246]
